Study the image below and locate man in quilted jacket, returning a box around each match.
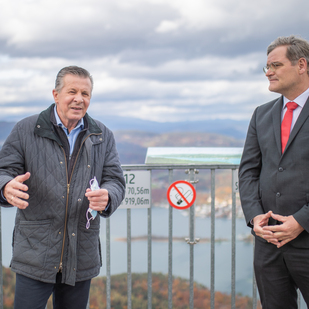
[0,66,126,309]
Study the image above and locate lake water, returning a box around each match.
[1,206,255,297]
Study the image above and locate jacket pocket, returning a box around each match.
[12,219,52,269]
[77,222,101,271]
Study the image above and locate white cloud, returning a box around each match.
[0,0,308,124]
[155,20,181,33]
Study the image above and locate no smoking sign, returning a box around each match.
[167,180,196,210]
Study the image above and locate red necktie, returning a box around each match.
[281,102,298,153]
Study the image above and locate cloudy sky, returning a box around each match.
[1,0,308,124]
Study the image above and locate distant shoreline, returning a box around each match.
[114,234,253,243]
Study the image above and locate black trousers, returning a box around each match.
[254,237,309,309]
[14,273,91,309]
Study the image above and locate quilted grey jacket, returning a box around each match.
[0,104,125,286]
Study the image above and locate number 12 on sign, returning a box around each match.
[120,171,151,209]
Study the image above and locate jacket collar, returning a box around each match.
[34,104,102,144]
[271,96,283,155]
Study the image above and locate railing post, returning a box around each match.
[210,169,216,309]
[0,207,3,309]
[127,209,132,309]
[187,168,198,309]
[168,169,173,309]
[106,217,111,309]
[231,169,237,309]
[147,170,152,309]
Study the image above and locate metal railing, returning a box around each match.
[103,163,256,309]
[0,163,266,308]
[0,163,305,308]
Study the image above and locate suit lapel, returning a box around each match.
[271,96,283,155]
[285,96,309,152]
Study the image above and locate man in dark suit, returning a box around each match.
[239,35,309,308]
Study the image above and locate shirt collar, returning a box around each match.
[283,87,309,110]
[54,105,84,132]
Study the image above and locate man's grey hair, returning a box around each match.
[55,66,94,93]
[267,35,309,75]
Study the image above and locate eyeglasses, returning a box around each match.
[263,62,284,74]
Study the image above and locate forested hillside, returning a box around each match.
[2,268,259,309]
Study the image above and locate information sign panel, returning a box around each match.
[119,171,151,209]
[232,169,239,193]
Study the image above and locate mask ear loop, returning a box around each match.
[89,178,95,188]
[86,177,99,229]
[86,209,95,229]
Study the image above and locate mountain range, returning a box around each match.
[0,117,247,164]
[100,116,249,140]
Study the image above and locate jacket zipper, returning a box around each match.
[58,132,102,273]
[58,182,70,272]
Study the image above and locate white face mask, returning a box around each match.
[86,176,99,229]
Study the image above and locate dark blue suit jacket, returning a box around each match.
[239,95,309,248]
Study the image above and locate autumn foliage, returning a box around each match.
[89,273,260,309]
[2,268,260,308]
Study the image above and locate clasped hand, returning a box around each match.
[253,211,304,248]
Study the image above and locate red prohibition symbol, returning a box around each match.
[167,180,196,210]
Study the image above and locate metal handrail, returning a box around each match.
[115,163,257,309]
[1,163,260,309]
